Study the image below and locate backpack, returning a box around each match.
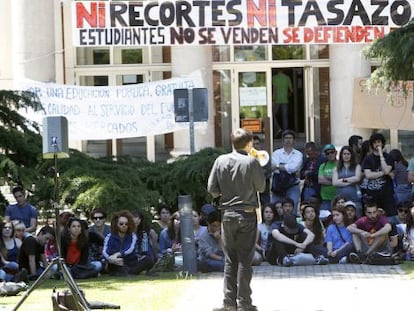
[365,252,401,265]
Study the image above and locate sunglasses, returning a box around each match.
[398,209,409,214]
[118,222,128,226]
[93,216,104,220]
[325,150,335,155]
[3,227,12,230]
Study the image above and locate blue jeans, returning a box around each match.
[221,210,257,309]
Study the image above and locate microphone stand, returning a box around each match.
[13,151,90,311]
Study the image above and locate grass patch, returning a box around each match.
[1,272,195,310]
[400,261,414,278]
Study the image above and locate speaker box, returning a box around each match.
[42,116,69,159]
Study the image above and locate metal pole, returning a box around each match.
[188,89,195,155]
[178,195,197,274]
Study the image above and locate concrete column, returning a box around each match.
[329,45,371,145]
[0,1,13,89]
[11,0,56,82]
[170,46,215,156]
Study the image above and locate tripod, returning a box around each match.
[13,153,90,311]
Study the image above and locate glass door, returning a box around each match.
[234,69,272,153]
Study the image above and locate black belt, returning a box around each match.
[222,207,256,213]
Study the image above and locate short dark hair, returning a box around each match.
[282,129,296,139]
[206,211,221,224]
[231,128,253,150]
[90,207,107,219]
[348,135,362,147]
[38,226,55,237]
[369,133,385,149]
[12,186,24,195]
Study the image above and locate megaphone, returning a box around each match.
[250,148,270,167]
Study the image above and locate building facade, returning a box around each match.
[1,0,413,160]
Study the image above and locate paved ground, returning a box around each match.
[172,263,413,311]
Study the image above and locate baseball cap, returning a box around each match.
[344,201,356,209]
[201,204,215,215]
[323,144,336,153]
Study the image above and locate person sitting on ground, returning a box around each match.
[253,203,277,265]
[281,197,295,218]
[13,222,26,241]
[325,206,353,264]
[103,210,143,276]
[132,210,157,273]
[4,186,38,234]
[403,203,414,261]
[198,211,225,273]
[192,210,207,251]
[0,221,25,282]
[199,203,216,227]
[266,214,328,266]
[152,203,172,236]
[61,218,100,279]
[18,226,55,280]
[344,201,358,224]
[85,221,105,274]
[347,201,391,263]
[158,211,181,258]
[273,200,284,225]
[301,204,327,258]
[88,208,111,239]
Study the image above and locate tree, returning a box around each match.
[365,19,414,99]
[0,90,43,185]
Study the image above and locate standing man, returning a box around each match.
[318,144,338,211]
[271,130,303,216]
[362,133,397,222]
[272,69,293,136]
[4,186,38,234]
[208,128,266,311]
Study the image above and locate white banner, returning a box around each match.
[73,0,413,46]
[18,71,205,140]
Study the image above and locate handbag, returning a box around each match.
[271,170,298,194]
[365,252,401,265]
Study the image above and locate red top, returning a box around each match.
[66,240,81,265]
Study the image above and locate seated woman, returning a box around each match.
[301,204,328,260]
[158,211,181,258]
[0,221,24,282]
[132,210,157,273]
[325,206,353,263]
[253,203,277,265]
[61,218,99,279]
[197,211,224,272]
[103,210,143,276]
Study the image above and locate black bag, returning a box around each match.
[70,263,99,279]
[271,171,298,194]
[365,252,401,265]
